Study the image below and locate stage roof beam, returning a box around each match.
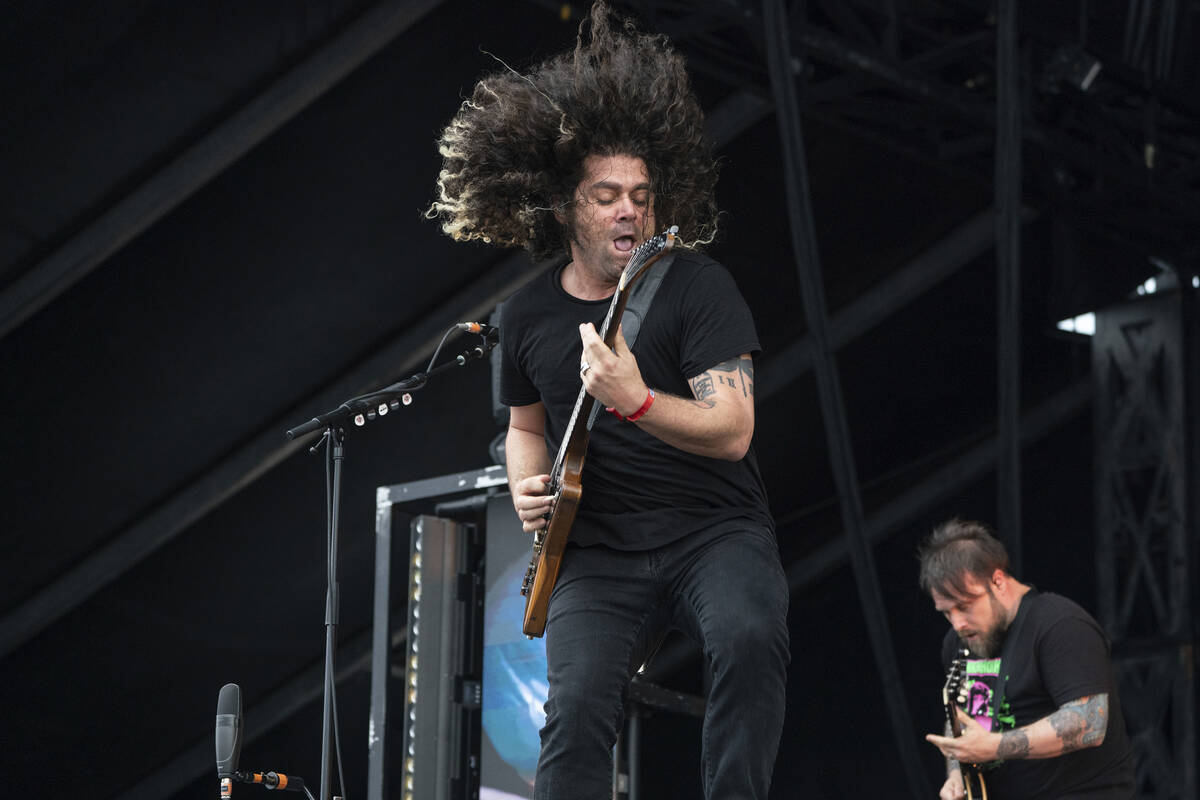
[0,0,446,341]
[0,87,771,661]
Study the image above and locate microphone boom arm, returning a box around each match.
[284,323,497,440]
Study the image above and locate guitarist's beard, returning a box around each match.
[959,591,1010,658]
[962,626,1005,659]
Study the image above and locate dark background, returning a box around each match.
[1,1,1196,798]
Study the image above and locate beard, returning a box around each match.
[963,624,1006,658]
[961,591,1010,658]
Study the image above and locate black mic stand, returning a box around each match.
[284,328,497,800]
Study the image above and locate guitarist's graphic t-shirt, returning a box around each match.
[499,249,773,550]
[939,592,1135,800]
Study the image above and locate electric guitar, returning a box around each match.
[518,225,678,638]
[942,648,989,800]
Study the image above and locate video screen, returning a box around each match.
[481,495,548,800]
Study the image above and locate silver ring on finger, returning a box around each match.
[580,360,591,375]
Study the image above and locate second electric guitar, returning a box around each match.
[942,648,989,800]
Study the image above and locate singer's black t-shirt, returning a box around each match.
[498,249,772,551]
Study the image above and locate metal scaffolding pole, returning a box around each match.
[762,1,932,796]
[995,0,1023,572]
[1094,290,1198,798]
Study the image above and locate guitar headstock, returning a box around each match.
[942,647,971,737]
[618,225,678,290]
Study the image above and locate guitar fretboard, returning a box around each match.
[548,228,676,484]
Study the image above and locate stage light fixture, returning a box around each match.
[1039,46,1102,93]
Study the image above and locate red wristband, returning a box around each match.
[607,388,655,422]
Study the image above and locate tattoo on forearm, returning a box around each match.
[1052,695,1108,752]
[997,730,1031,759]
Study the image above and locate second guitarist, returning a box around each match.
[919,519,1134,800]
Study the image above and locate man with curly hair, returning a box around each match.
[428,4,789,798]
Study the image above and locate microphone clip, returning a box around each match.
[456,335,498,365]
[233,770,307,793]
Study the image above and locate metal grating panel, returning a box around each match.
[1094,292,1196,799]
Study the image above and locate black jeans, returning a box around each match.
[533,523,790,800]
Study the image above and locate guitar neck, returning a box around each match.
[549,290,622,480]
[945,703,964,738]
[548,227,676,481]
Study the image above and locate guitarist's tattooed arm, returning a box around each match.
[638,353,755,459]
[703,354,755,398]
[578,320,756,461]
[1048,694,1109,752]
[929,694,1110,765]
[997,694,1108,759]
[690,355,754,405]
[996,729,1031,759]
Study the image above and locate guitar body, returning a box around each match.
[961,767,987,800]
[521,451,583,637]
[518,226,677,638]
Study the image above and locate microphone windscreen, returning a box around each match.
[217,682,241,715]
[215,683,243,778]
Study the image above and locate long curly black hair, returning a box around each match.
[425,1,719,262]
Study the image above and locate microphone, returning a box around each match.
[215,684,243,779]
[235,770,307,793]
[456,321,499,340]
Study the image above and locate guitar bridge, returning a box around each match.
[520,558,538,596]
